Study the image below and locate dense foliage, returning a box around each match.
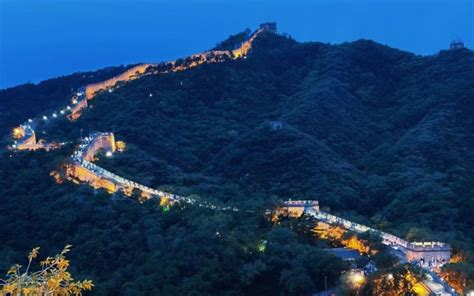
[213,29,252,51]
[0,65,131,136]
[1,31,473,294]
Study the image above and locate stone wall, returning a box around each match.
[82,133,116,162]
[68,98,88,121]
[85,64,152,99]
[66,164,117,193]
[406,248,451,265]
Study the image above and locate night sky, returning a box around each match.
[1,0,472,88]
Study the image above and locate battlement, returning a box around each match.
[281,200,320,218]
[85,64,153,99]
[283,200,319,208]
[407,241,451,252]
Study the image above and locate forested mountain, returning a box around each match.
[0,65,132,136]
[1,29,473,295]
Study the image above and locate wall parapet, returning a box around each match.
[303,206,452,264]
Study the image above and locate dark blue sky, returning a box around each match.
[1,0,472,89]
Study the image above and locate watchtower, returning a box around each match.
[405,242,452,267]
[282,200,319,217]
[450,40,465,50]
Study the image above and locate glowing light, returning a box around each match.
[60,110,65,115]
[349,272,365,285]
[52,113,58,118]
[387,273,393,280]
[12,127,24,139]
[116,141,126,151]
[28,118,33,123]
[149,93,153,97]
[72,99,78,104]
[105,151,113,158]
[257,240,267,252]
[67,106,71,110]
[43,115,48,120]
[108,89,113,93]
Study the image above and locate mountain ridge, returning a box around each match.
[1,25,474,294]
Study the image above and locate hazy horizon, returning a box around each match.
[1,0,472,89]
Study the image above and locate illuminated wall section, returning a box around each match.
[68,98,88,121]
[83,133,116,162]
[85,64,152,99]
[405,243,452,264]
[66,164,117,193]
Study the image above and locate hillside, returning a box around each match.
[1,27,473,294]
[0,65,138,137]
[67,32,474,234]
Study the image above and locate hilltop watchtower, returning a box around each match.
[259,22,277,34]
[405,242,452,266]
[450,40,465,50]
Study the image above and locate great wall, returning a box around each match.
[281,201,452,266]
[7,23,458,295]
[66,132,241,211]
[11,22,276,149]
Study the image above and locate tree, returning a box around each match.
[0,245,93,295]
[360,264,426,295]
[280,266,315,296]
